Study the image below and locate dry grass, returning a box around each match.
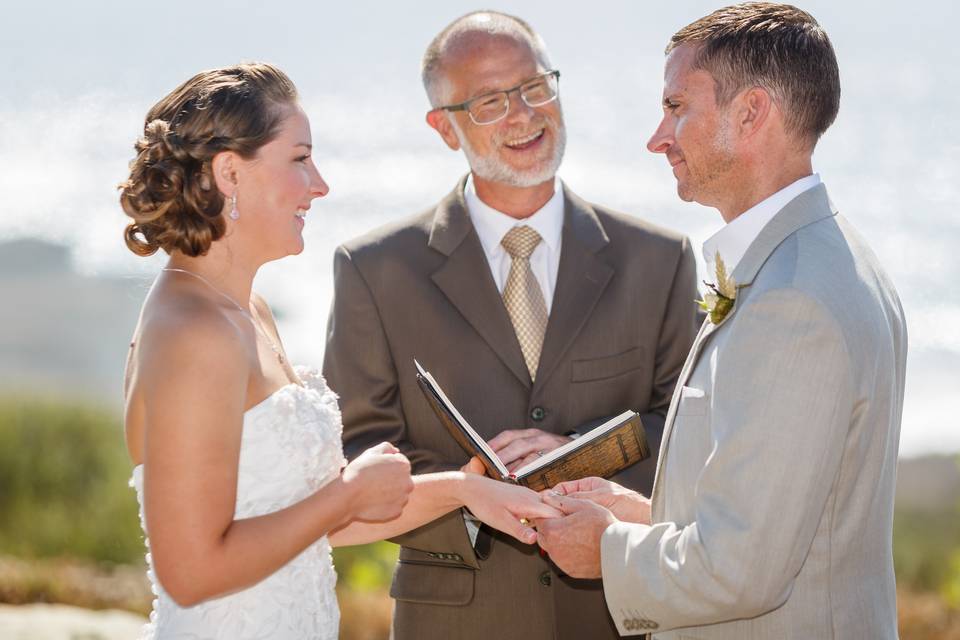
[0,555,152,616]
[0,555,394,638]
[338,588,394,640]
[899,588,960,640]
[3,555,960,638]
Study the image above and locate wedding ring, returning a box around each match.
[519,518,531,526]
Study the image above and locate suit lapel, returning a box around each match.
[650,183,839,507]
[650,316,736,509]
[534,187,613,389]
[429,177,531,388]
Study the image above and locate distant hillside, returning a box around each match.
[896,454,960,512]
[0,238,149,408]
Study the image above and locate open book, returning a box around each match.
[414,359,650,492]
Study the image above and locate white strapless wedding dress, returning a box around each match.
[130,367,346,639]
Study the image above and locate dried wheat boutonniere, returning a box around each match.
[698,251,737,324]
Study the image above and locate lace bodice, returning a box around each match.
[130,366,346,639]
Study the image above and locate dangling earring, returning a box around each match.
[228,191,240,220]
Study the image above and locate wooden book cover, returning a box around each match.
[414,360,650,490]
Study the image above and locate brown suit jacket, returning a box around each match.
[323,177,698,640]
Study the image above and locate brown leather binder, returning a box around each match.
[415,360,650,491]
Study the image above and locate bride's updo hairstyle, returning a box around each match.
[120,63,297,257]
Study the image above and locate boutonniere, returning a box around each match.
[698,251,737,324]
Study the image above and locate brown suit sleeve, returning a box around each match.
[323,246,450,469]
[322,246,477,563]
[610,235,699,494]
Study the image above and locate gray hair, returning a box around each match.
[421,11,553,107]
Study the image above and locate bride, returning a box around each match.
[120,62,559,639]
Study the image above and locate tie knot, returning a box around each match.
[501,225,542,259]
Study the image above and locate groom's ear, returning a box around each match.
[734,87,772,140]
[426,109,462,151]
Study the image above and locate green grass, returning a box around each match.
[0,396,144,564]
[333,542,399,591]
[894,506,960,598]
[0,394,399,590]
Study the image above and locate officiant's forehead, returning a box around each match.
[444,36,541,99]
[421,11,552,107]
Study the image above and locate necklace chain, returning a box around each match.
[161,268,285,363]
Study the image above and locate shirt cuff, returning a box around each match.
[462,508,481,547]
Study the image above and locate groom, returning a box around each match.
[537,3,907,638]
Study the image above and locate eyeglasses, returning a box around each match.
[437,70,561,126]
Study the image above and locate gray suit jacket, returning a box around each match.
[601,184,907,639]
[323,176,698,640]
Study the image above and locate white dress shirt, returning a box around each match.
[703,173,822,273]
[465,174,564,314]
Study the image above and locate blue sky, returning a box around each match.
[1,1,958,456]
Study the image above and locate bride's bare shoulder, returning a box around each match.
[124,287,252,463]
[134,289,251,386]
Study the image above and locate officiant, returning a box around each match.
[323,10,698,639]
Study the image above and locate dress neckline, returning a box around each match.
[245,381,305,415]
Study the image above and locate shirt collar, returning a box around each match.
[703,173,822,272]
[465,173,565,260]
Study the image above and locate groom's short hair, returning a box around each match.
[667,2,840,148]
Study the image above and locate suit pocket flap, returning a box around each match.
[572,346,646,382]
[390,561,475,606]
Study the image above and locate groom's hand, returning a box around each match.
[536,492,616,579]
[548,477,651,525]
[488,429,572,472]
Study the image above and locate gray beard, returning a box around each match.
[452,119,567,188]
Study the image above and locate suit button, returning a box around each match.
[530,406,546,422]
[538,571,552,586]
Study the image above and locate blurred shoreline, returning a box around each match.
[0,603,145,640]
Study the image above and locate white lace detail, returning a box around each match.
[130,366,346,639]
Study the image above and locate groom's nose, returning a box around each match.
[647,116,674,154]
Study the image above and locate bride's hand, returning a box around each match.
[460,475,563,545]
[460,456,487,476]
[340,442,414,522]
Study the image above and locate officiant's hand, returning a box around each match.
[460,475,563,545]
[547,477,651,525]
[340,443,413,522]
[536,492,616,579]
[488,429,572,473]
